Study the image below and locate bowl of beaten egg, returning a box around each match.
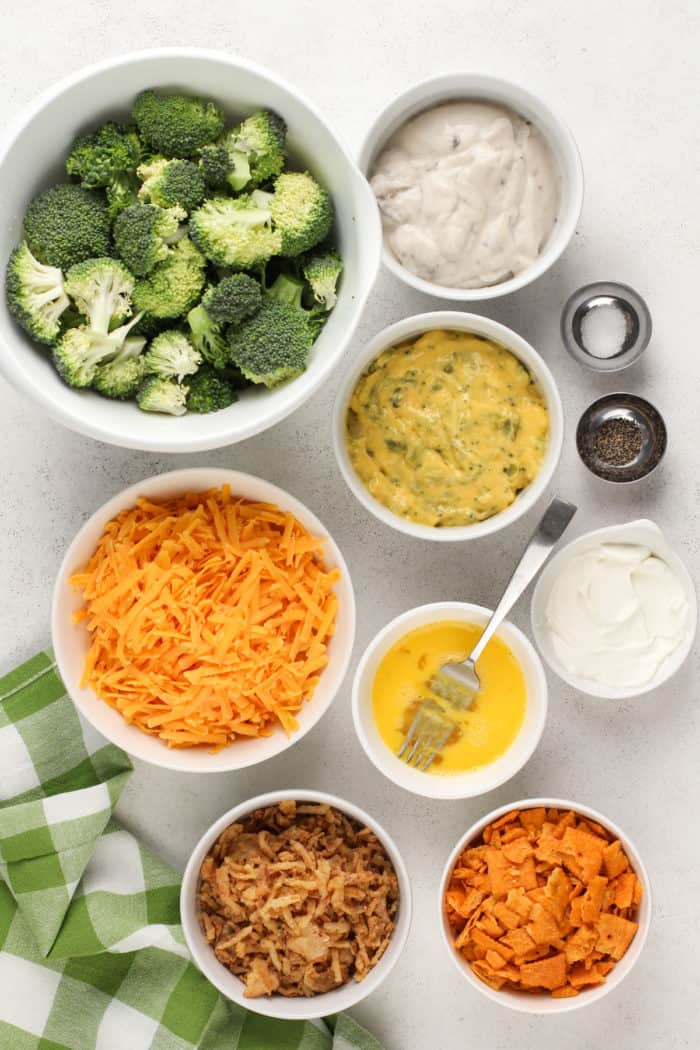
[333,311,564,541]
[352,602,547,800]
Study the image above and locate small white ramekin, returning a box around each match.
[359,72,584,301]
[332,311,564,542]
[51,468,356,773]
[531,519,697,699]
[180,789,412,1020]
[352,602,547,800]
[439,797,652,1013]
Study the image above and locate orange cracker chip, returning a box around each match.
[595,913,638,961]
[519,952,568,991]
[445,807,642,1000]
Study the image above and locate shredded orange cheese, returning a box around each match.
[70,485,340,750]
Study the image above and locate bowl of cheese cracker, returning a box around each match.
[439,798,651,1012]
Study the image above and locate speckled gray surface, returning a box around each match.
[1,3,699,1047]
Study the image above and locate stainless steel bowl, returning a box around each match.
[561,282,652,372]
[576,393,667,483]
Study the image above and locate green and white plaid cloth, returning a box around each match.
[0,651,384,1050]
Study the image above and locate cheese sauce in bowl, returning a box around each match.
[333,311,564,542]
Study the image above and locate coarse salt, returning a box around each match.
[580,302,629,359]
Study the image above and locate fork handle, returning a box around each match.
[468,496,577,665]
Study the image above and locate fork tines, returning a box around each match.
[397,699,453,771]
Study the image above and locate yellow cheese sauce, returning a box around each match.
[346,330,549,527]
[372,621,526,775]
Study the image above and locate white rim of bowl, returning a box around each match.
[358,71,584,301]
[332,310,564,541]
[530,519,698,699]
[438,797,652,1013]
[351,601,548,800]
[51,468,356,772]
[180,788,412,1019]
[0,47,382,453]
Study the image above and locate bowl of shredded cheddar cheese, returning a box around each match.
[52,467,355,771]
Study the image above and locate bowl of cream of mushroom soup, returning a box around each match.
[359,73,583,301]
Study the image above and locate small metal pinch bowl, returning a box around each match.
[561,282,652,371]
[577,393,667,483]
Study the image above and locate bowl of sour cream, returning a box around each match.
[531,520,697,699]
[360,73,583,301]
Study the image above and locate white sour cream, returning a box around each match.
[370,101,560,289]
[545,543,690,690]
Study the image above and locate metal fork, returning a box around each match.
[398,497,577,770]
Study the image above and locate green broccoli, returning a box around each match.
[64,257,135,333]
[227,273,322,388]
[93,356,146,399]
[132,238,206,320]
[137,375,188,415]
[189,195,281,269]
[302,246,343,309]
[269,172,333,256]
[5,241,70,345]
[66,122,142,219]
[113,203,185,277]
[198,142,235,188]
[52,312,143,388]
[186,303,228,369]
[133,90,224,157]
[93,335,147,400]
[186,365,238,413]
[137,157,206,214]
[23,184,111,271]
[197,110,286,193]
[202,274,262,325]
[143,329,202,381]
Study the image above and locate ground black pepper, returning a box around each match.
[587,417,643,466]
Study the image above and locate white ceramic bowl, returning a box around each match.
[352,602,547,800]
[180,788,412,1020]
[531,519,697,699]
[0,48,381,452]
[333,311,564,541]
[359,72,583,301]
[51,468,356,772]
[439,797,652,1013]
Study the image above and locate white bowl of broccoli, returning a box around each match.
[0,48,382,451]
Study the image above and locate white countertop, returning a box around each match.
[1,3,698,1048]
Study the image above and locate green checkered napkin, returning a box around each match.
[0,651,384,1050]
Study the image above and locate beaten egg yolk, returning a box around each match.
[372,621,526,774]
[346,330,549,527]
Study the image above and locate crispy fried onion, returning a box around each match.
[197,800,399,997]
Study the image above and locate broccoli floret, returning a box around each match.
[113,203,185,277]
[93,337,147,400]
[198,142,234,188]
[269,172,333,256]
[64,257,135,333]
[133,90,224,157]
[52,312,143,388]
[5,241,70,345]
[132,238,206,320]
[23,184,111,271]
[202,274,262,325]
[143,329,202,381]
[66,122,141,219]
[198,110,286,193]
[226,110,287,189]
[186,303,228,369]
[137,157,206,214]
[93,356,146,399]
[302,246,343,309]
[137,375,188,415]
[186,365,238,413]
[189,195,281,269]
[227,274,322,388]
